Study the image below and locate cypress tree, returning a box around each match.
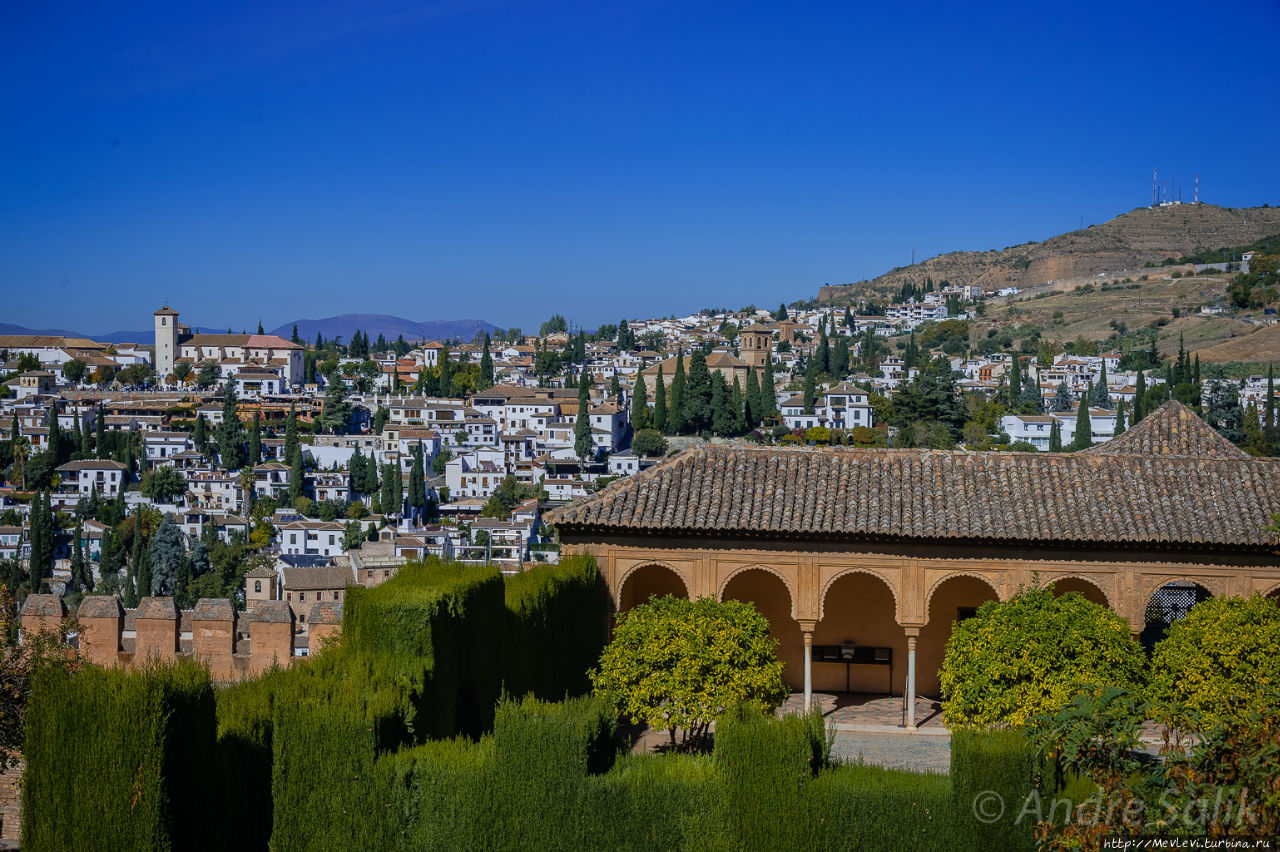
[1048,418,1062,452]
[248,412,261,466]
[48,416,64,465]
[349,448,366,497]
[193,412,208,455]
[815,328,830,376]
[745,368,762,429]
[652,367,667,433]
[802,360,817,415]
[710,373,732,436]
[683,351,711,433]
[381,462,401,522]
[668,353,686,434]
[1069,390,1092,451]
[630,375,650,431]
[289,450,304,507]
[833,336,850,377]
[70,520,85,592]
[575,376,594,459]
[1114,400,1127,436]
[95,404,105,457]
[217,382,244,470]
[70,415,82,458]
[610,373,622,403]
[731,375,745,434]
[479,334,494,389]
[285,405,300,467]
[409,442,426,524]
[134,536,150,605]
[1007,357,1022,407]
[1092,362,1110,406]
[761,357,778,420]
[1265,366,1276,442]
[1133,370,1147,423]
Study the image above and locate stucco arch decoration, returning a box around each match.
[923,571,1003,624]
[1041,573,1114,608]
[1139,574,1225,607]
[817,566,901,623]
[615,560,691,608]
[717,563,798,620]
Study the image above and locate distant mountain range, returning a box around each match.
[0,315,497,346]
[269,314,497,344]
[0,322,224,344]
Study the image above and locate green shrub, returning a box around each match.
[807,763,954,850]
[502,556,606,700]
[1148,594,1280,729]
[952,728,1043,851]
[22,659,217,851]
[940,585,1146,728]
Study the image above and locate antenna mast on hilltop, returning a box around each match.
[1195,174,1199,204]
[1152,168,1158,207]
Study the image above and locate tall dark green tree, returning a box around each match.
[630,375,650,431]
[745,368,762,429]
[1265,365,1276,446]
[1133,370,1147,423]
[832,336,850,377]
[479,334,494,389]
[683,351,711,433]
[1068,389,1093,451]
[320,378,352,434]
[1048,418,1063,452]
[289,450,304,507]
[1114,400,1127,436]
[802,360,817,415]
[731,376,745,434]
[815,328,830,376]
[1007,356,1022,407]
[217,382,244,470]
[192,412,209,455]
[248,412,262,466]
[610,373,622,403]
[1051,380,1073,412]
[575,377,594,458]
[761,357,778,421]
[710,373,732,436]
[349,447,367,497]
[652,367,667,433]
[1091,362,1111,407]
[667,353,686,435]
[409,442,426,523]
[381,462,401,519]
[284,404,300,467]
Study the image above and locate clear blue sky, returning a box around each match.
[3,0,1278,334]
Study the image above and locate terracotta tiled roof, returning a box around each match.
[1082,401,1249,459]
[551,402,1280,550]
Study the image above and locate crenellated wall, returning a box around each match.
[19,594,326,683]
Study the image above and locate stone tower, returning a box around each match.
[738,323,774,370]
[154,306,179,378]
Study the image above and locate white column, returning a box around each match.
[803,630,814,712]
[905,634,918,730]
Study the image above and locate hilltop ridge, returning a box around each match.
[817,204,1280,304]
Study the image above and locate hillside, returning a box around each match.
[269,314,497,344]
[817,204,1280,304]
[1191,322,1280,364]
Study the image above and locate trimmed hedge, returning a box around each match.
[502,556,607,700]
[952,728,1046,851]
[22,659,217,851]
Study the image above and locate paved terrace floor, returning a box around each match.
[779,691,947,734]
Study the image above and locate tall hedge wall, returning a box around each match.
[22,659,217,851]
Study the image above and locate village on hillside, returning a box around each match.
[2,254,1278,660]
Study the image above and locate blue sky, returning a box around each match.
[3,0,1278,334]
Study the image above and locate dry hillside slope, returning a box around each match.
[818,204,1280,304]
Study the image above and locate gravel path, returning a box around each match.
[830,731,951,774]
